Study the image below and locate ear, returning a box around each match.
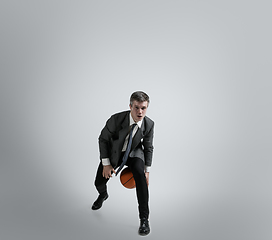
[129,104,132,110]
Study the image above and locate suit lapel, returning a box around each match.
[118,112,130,149]
[141,118,145,134]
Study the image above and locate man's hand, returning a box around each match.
[145,172,149,186]
[102,165,116,179]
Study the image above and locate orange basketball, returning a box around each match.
[120,167,136,189]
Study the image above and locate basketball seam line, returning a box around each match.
[123,176,134,186]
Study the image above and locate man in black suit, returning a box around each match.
[91,91,154,236]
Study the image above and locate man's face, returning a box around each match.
[130,101,148,122]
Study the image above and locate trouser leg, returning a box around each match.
[94,162,109,195]
[127,157,149,219]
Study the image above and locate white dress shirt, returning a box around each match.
[102,113,150,172]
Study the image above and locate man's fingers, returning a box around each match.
[102,165,115,179]
[103,170,108,179]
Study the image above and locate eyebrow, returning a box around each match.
[135,106,147,109]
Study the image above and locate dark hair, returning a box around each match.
[130,91,150,106]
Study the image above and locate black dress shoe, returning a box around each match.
[138,218,150,236]
[91,193,109,210]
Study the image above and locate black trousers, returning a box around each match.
[94,156,149,219]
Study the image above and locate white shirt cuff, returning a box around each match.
[102,158,111,166]
[145,166,151,173]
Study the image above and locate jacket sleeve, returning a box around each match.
[98,115,116,160]
[143,122,154,167]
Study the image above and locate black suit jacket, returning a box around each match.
[98,110,154,168]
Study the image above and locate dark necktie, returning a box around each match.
[116,123,137,176]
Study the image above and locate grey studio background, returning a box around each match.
[0,1,271,240]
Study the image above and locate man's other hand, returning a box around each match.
[145,172,149,186]
[102,165,116,179]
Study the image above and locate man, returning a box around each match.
[92,91,154,236]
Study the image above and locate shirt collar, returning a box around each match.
[129,113,143,128]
